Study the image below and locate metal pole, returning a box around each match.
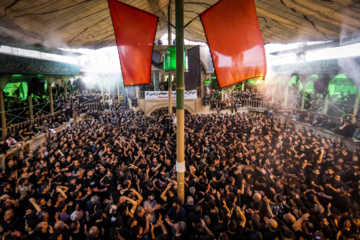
[176,0,185,202]
[0,89,7,140]
[28,95,34,120]
[168,1,173,114]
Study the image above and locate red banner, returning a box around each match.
[200,0,267,88]
[108,0,158,86]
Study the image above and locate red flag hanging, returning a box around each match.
[200,0,267,89]
[108,0,158,86]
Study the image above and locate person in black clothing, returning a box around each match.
[2,104,360,240]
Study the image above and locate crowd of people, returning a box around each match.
[210,89,265,112]
[270,106,360,141]
[3,85,105,126]
[0,106,360,240]
[283,90,356,116]
[1,90,107,145]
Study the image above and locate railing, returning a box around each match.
[86,102,101,111]
[1,98,107,140]
[6,110,62,134]
[4,105,30,125]
[33,101,51,117]
[139,91,145,99]
[5,102,103,134]
[138,90,200,100]
[284,93,356,118]
[242,100,268,109]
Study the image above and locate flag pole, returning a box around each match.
[168,0,173,114]
[175,0,185,203]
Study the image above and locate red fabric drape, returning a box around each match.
[108,0,158,86]
[200,0,267,88]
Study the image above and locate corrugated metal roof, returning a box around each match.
[0,0,359,52]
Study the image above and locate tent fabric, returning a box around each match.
[108,0,158,86]
[185,46,201,91]
[4,82,28,100]
[200,0,267,89]
[328,75,357,96]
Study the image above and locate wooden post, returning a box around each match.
[0,74,11,140]
[353,88,360,123]
[0,89,7,140]
[28,95,34,120]
[284,83,289,107]
[48,83,54,115]
[323,94,329,115]
[301,89,306,111]
[64,77,68,98]
[271,84,276,105]
[45,76,55,115]
[72,96,76,122]
[101,84,104,103]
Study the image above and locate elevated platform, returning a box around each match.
[129,98,268,115]
[130,98,213,115]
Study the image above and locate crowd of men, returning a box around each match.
[210,89,264,112]
[0,106,360,240]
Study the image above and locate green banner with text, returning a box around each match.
[0,53,80,75]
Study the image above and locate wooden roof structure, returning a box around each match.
[0,0,359,52]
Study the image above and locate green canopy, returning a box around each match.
[328,74,357,96]
[3,74,28,100]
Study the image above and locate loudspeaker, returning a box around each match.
[314,74,332,94]
[131,98,138,107]
[75,78,85,90]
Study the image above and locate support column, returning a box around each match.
[176,0,185,203]
[168,1,173,114]
[271,84,276,105]
[45,76,55,115]
[28,95,34,120]
[63,77,69,98]
[154,71,160,91]
[284,83,289,107]
[117,84,120,104]
[48,83,54,115]
[0,74,12,140]
[301,89,306,111]
[0,89,6,140]
[323,93,329,114]
[353,88,360,123]
[72,96,76,122]
[76,86,80,107]
[101,84,104,102]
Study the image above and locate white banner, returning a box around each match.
[145,90,197,100]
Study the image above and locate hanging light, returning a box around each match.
[163,46,188,72]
